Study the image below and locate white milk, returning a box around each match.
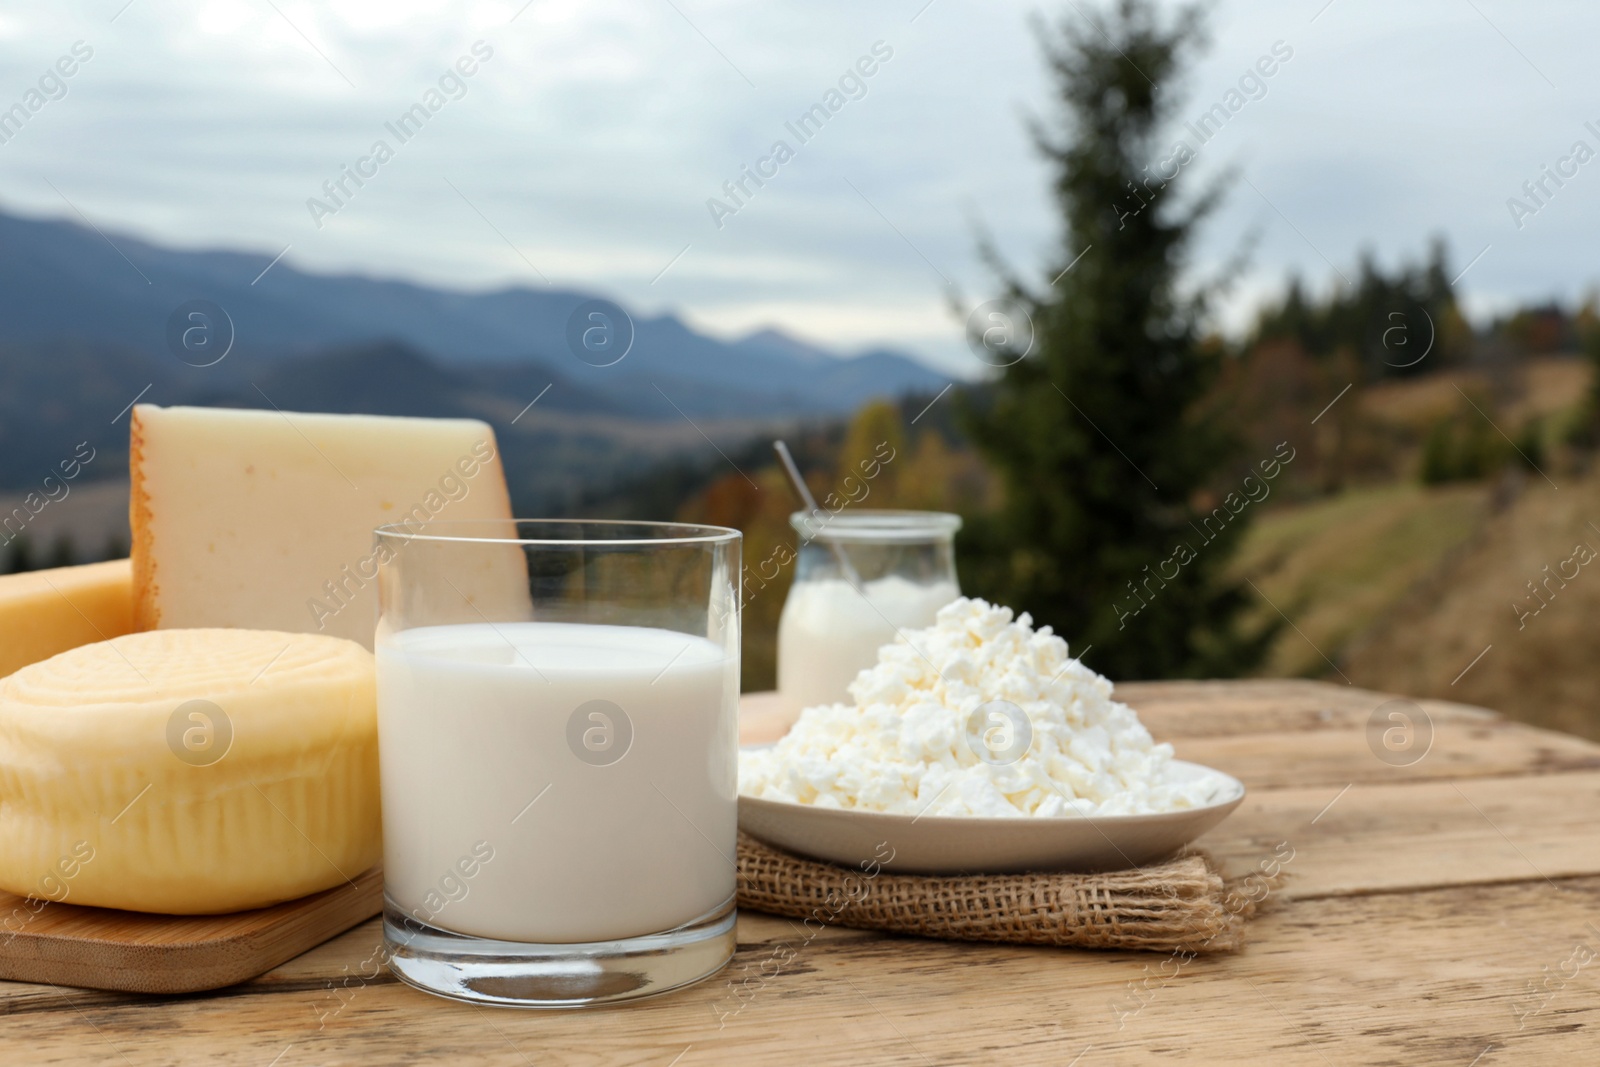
[375,622,737,944]
[777,575,960,714]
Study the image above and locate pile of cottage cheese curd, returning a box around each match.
[739,597,1217,818]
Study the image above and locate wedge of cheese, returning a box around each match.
[0,559,134,680]
[130,405,524,649]
[0,629,379,914]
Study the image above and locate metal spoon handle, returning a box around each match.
[773,440,862,589]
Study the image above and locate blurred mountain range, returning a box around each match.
[0,206,949,507]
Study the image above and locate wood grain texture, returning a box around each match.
[2,680,1594,1066]
[0,867,381,994]
[1,880,1594,1065]
[1201,771,1600,900]
[1172,720,1600,788]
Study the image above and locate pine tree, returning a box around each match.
[1252,238,1468,380]
[4,535,34,575]
[46,534,77,570]
[960,0,1272,679]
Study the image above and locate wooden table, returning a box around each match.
[6,681,1598,1064]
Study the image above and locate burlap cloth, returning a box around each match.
[735,833,1275,954]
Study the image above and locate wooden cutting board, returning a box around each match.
[0,866,382,994]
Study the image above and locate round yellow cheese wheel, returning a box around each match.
[0,628,380,914]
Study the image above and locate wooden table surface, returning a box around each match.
[6,681,1598,1065]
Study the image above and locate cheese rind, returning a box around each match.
[0,628,380,914]
[0,559,134,680]
[130,405,520,649]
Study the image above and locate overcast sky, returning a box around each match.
[0,0,1594,374]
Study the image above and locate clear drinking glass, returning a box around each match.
[777,510,961,715]
[372,519,741,1007]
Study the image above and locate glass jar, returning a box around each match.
[776,510,961,715]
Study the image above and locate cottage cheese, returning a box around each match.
[739,597,1217,818]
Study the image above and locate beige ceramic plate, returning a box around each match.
[737,759,1245,875]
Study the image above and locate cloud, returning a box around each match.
[0,0,1596,376]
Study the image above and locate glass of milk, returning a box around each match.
[777,510,961,715]
[372,519,741,1007]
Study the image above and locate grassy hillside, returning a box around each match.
[1341,475,1600,740]
[1236,472,1600,741]
[1230,482,1489,678]
[1226,354,1600,739]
